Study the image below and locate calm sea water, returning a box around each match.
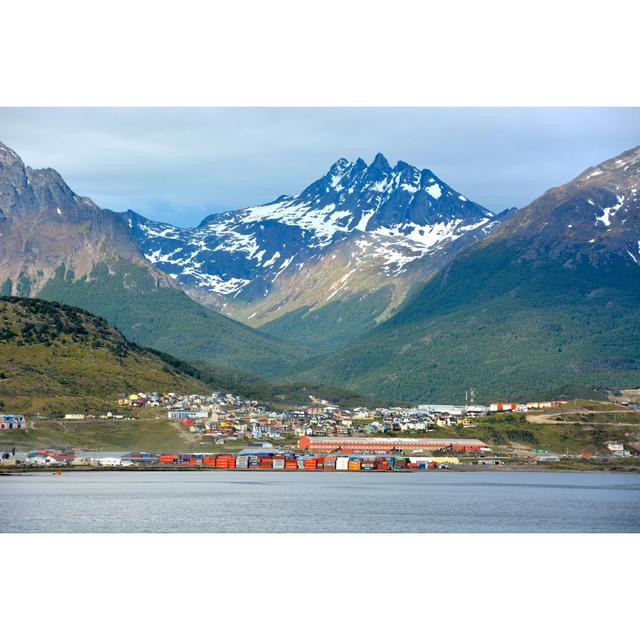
[1,470,639,533]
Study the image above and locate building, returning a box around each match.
[74,451,131,466]
[168,410,208,420]
[416,404,489,416]
[25,450,74,465]
[63,414,85,420]
[527,401,553,409]
[0,415,26,430]
[417,404,464,416]
[489,403,519,412]
[297,436,488,453]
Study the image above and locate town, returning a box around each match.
[2,388,638,470]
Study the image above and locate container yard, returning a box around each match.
[13,448,461,471]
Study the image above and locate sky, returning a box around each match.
[1,107,638,227]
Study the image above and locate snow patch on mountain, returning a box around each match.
[595,195,624,227]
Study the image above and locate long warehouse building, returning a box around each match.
[297,436,488,453]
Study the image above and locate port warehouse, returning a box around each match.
[15,448,465,470]
[297,436,488,453]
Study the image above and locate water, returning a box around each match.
[1,470,639,533]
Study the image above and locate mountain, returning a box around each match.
[0,296,211,413]
[130,153,509,351]
[0,141,158,296]
[290,146,640,403]
[0,141,301,375]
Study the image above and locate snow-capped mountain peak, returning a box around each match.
[129,154,504,303]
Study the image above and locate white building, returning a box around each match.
[75,451,130,466]
[167,410,208,420]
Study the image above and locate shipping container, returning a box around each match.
[348,460,361,471]
[216,455,232,468]
[336,457,350,471]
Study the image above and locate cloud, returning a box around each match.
[1,107,638,226]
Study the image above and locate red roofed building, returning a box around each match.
[297,436,487,453]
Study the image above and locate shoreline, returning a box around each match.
[2,464,639,475]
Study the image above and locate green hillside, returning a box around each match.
[0,296,210,413]
[292,240,640,403]
[0,296,373,416]
[38,261,303,376]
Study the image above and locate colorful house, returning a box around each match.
[0,415,26,430]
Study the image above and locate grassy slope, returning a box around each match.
[0,417,194,452]
[0,296,211,414]
[291,240,640,403]
[38,261,303,376]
